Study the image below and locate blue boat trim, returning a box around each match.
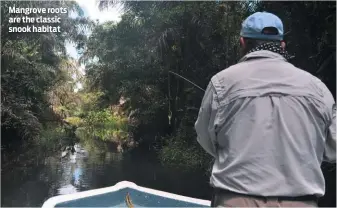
[42,181,211,207]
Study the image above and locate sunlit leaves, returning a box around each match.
[1,1,91,141]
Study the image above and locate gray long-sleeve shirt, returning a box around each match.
[195,50,336,197]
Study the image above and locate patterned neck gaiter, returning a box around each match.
[248,42,295,61]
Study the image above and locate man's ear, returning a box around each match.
[281,41,286,49]
[240,37,246,48]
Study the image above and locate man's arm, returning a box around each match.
[317,79,337,163]
[194,81,219,158]
[323,103,336,163]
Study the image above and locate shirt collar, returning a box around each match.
[238,50,287,63]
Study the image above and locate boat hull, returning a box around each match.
[42,181,211,207]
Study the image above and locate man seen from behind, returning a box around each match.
[195,12,336,207]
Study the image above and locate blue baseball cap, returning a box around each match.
[240,12,284,41]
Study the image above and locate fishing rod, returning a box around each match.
[167,70,205,125]
[168,71,205,92]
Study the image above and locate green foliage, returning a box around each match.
[48,59,83,118]
[159,114,213,170]
[81,108,129,142]
[80,91,105,112]
[34,125,69,151]
[86,1,335,168]
[159,135,212,171]
[64,116,83,127]
[83,1,254,165]
[76,127,109,153]
[2,1,335,170]
[1,0,92,144]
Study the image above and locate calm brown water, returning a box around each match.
[1,144,211,207]
[1,143,335,207]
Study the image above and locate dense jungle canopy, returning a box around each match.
[1,1,336,207]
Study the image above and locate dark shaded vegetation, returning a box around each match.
[1,0,90,150]
[1,1,335,207]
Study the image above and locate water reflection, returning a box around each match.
[1,143,211,207]
[58,184,78,195]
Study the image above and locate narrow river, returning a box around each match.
[1,144,211,207]
[2,143,335,207]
